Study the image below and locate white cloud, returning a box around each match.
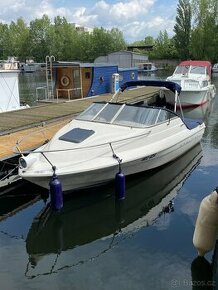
[90,0,156,26]
[121,16,175,42]
[94,0,110,11]
[0,0,177,41]
[34,0,55,18]
[72,7,98,26]
[109,0,155,19]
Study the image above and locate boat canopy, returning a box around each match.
[179,60,211,68]
[120,80,181,95]
[177,60,212,78]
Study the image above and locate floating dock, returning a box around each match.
[0,87,158,161]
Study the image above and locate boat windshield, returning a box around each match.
[174,65,189,75]
[76,103,176,128]
[189,66,206,75]
[175,65,206,75]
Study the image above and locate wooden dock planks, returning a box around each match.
[0,87,158,161]
[0,119,72,160]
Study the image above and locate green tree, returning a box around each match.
[0,23,9,59]
[28,15,51,62]
[190,0,218,62]
[75,31,92,62]
[109,28,126,51]
[130,36,154,54]
[48,16,79,61]
[89,27,114,61]
[174,0,192,59]
[131,40,145,46]
[131,36,154,47]
[150,30,177,59]
[2,18,29,61]
[144,36,155,45]
[88,27,126,62]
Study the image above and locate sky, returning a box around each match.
[0,0,178,43]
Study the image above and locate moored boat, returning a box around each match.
[138,62,157,72]
[165,60,216,107]
[212,63,218,73]
[18,80,205,192]
[20,62,41,73]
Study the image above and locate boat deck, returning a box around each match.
[0,87,158,161]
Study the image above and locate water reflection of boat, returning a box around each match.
[26,144,202,266]
[0,182,42,222]
[182,99,213,122]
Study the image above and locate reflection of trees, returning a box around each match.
[183,102,211,124]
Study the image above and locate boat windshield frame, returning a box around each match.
[174,65,207,76]
[76,102,178,128]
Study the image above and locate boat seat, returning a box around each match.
[183,118,203,130]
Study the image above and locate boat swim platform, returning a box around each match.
[0,87,158,161]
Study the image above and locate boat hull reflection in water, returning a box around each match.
[26,144,202,268]
[182,99,214,123]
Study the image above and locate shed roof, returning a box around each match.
[52,61,118,68]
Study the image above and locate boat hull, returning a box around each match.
[164,85,215,107]
[22,128,204,192]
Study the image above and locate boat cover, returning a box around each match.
[179,60,211,68]
[120,80,181,95]
[183,118,203,130]
[178,60,212,78]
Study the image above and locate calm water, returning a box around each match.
[0,71,218,290]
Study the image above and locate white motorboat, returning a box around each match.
[138,62,157,72]
[18,80,205,192]
[20,63,41,73]
[165,60,216,107]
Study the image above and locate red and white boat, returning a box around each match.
[165,60,216,108]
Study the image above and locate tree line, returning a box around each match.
[0,0,217,63]
[134,0,218,63]
[0,15,126,63]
